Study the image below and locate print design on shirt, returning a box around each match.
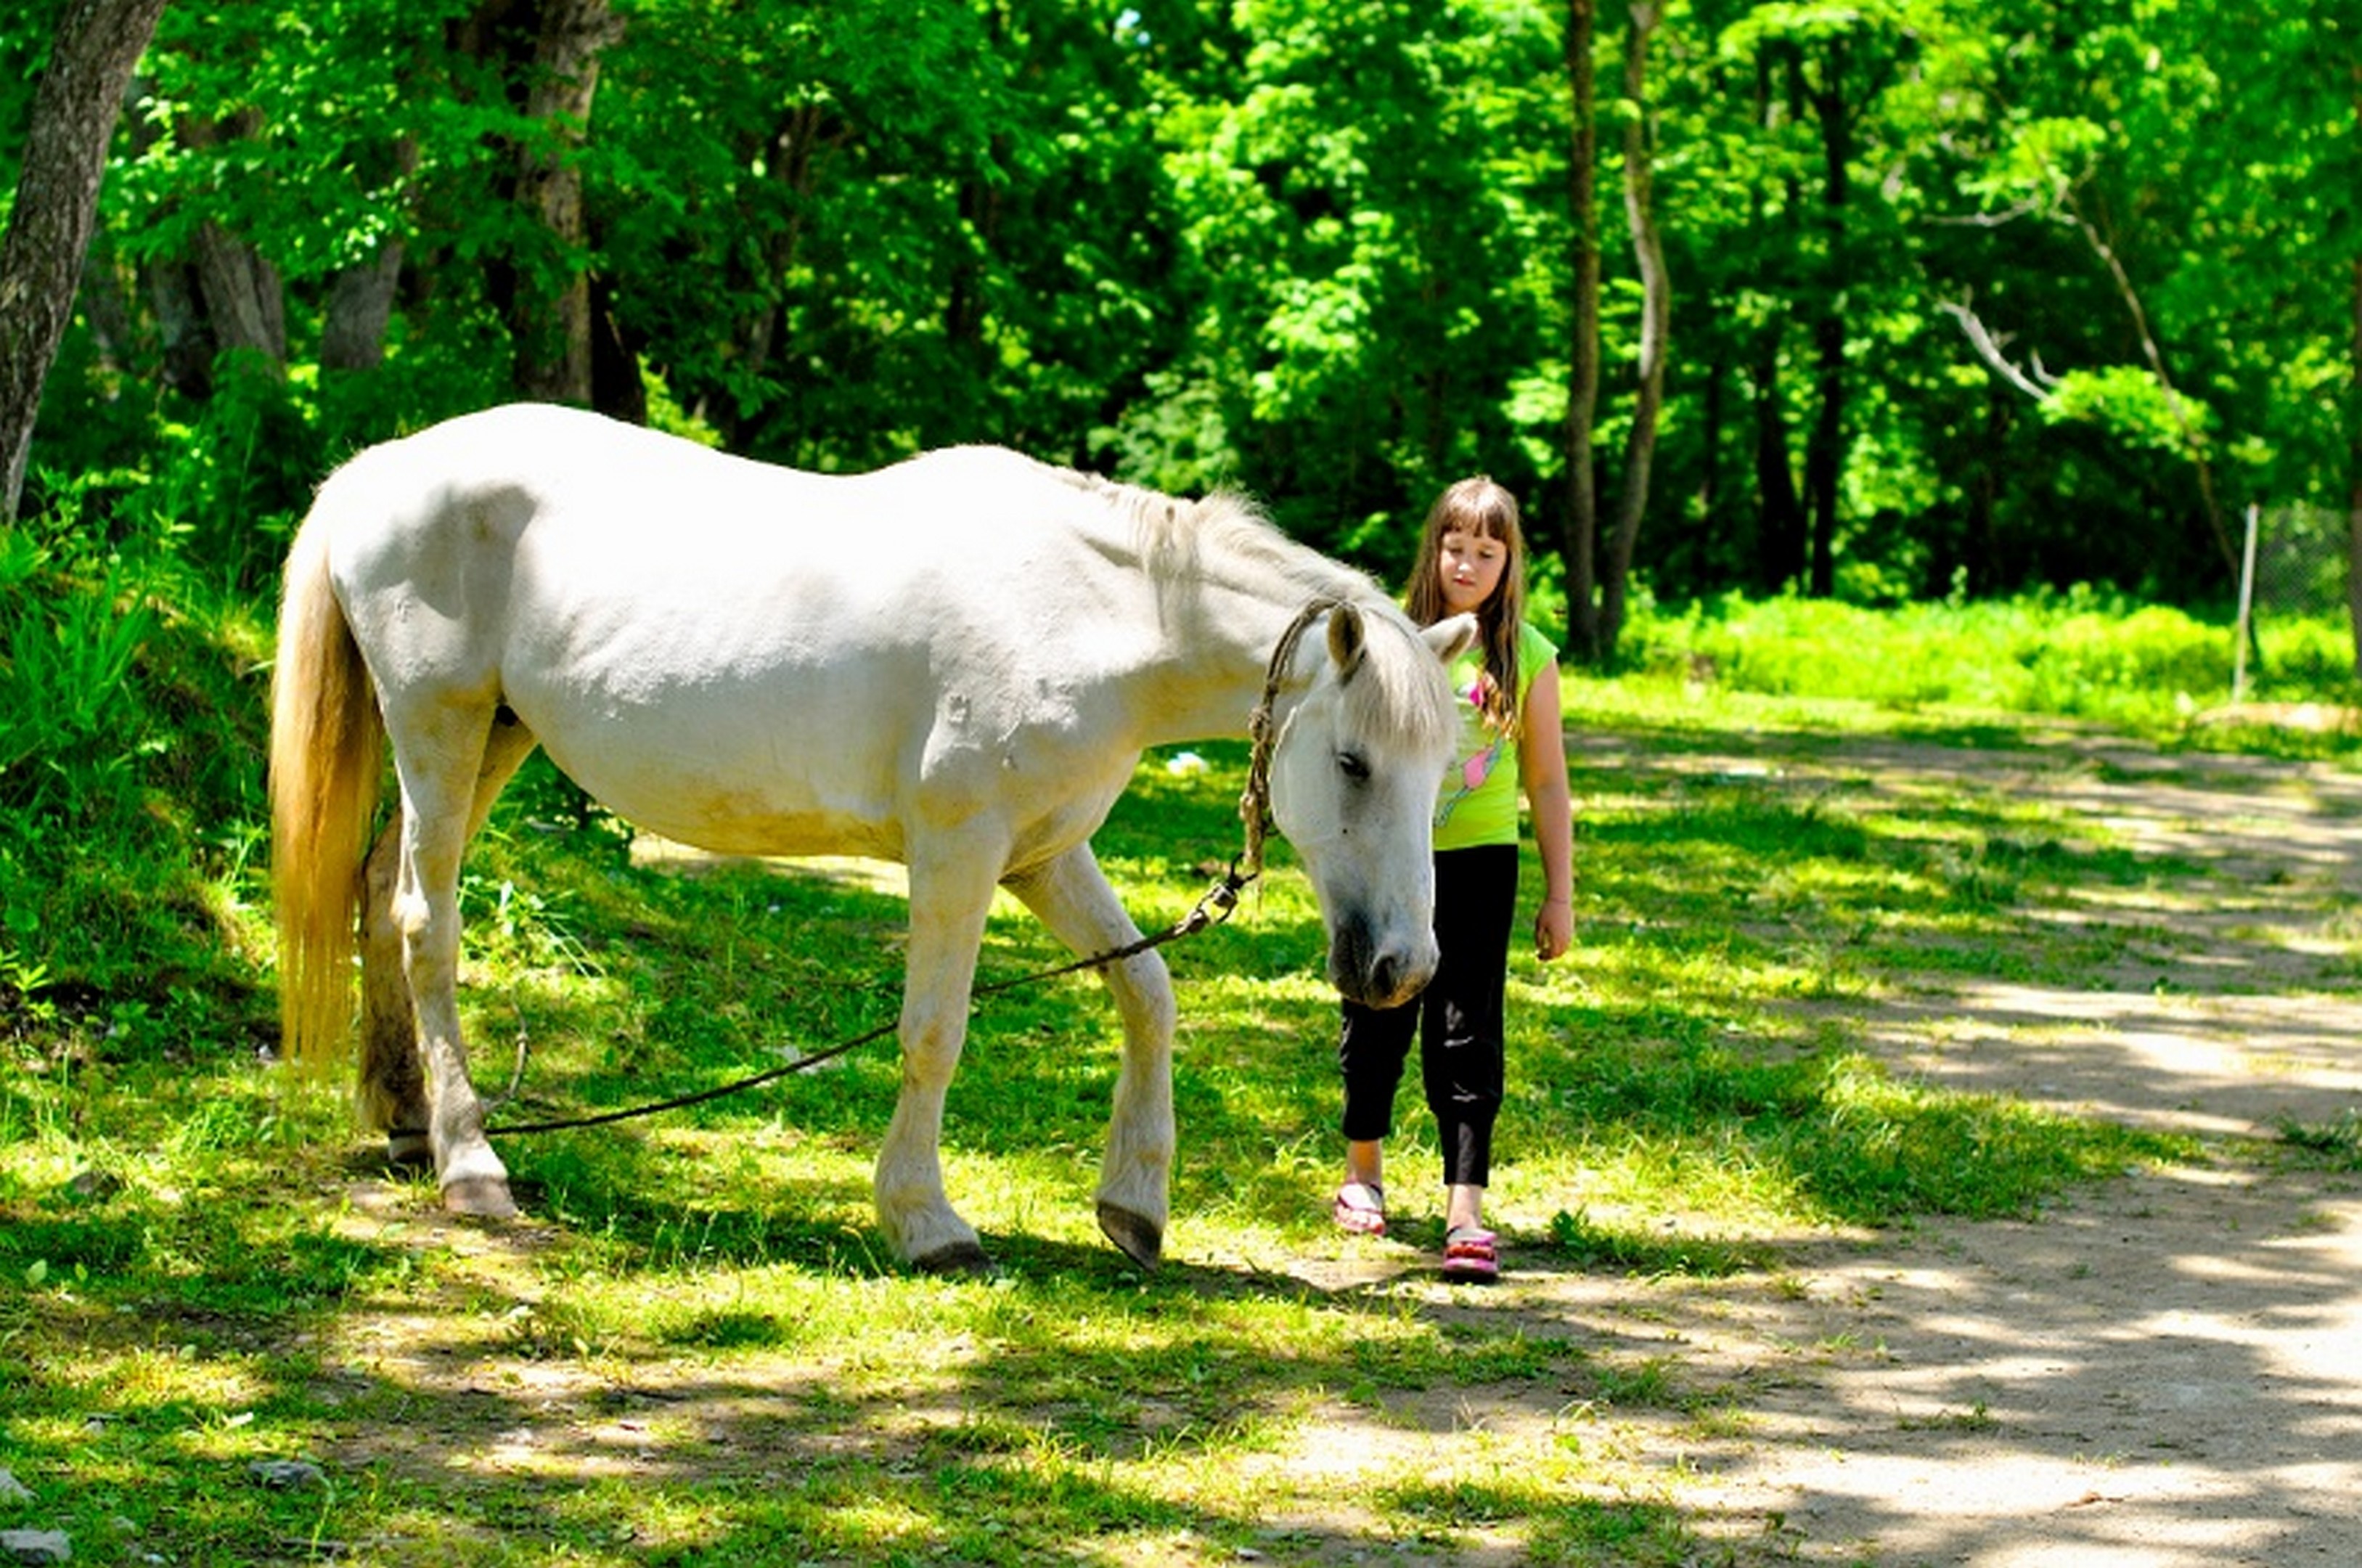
[1434,673,1505,830]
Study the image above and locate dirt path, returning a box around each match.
[1492,727,2362,1565]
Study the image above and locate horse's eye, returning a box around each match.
[1336,750,1370,783]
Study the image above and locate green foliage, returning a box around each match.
[144,357,324,589]
[0,489,272,1013]
[0,527,154,815]
[12,0,2355,619]
[2039,366,2210,454]
[1136,0,1564,561]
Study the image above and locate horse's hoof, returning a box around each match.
[1097,1202,1164,1269]
[386,1129,432,1169]
[441,1175,520,1220]
[912,1240,994,1275]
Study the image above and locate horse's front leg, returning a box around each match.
[875,850,1000,1273]
[1005,843,1175,1269]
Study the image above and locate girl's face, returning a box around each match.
[1436,527,1508,616]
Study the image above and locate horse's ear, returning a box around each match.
[1325,603,1368,682]
[1422,613,1478,663]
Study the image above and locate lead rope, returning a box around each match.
[489,597,1342,1138]
[1238,595,1342,878]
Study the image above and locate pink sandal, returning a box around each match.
[1332,1181,1386,1236]
[1442,1225,1499,1282]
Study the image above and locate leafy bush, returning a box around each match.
[0,490,272,1016]
[0,529,155,817]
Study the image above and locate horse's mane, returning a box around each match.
[1060,468,1366,605]
[1062,469,1457,752]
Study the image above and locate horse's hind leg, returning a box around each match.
[359,712,539,1171]
[359,814,429,1167]
[380,705,536,1217]
[1005,843,1176,1268]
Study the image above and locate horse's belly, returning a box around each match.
[530,703,909,862]
[573,767,906,861]
[621,801,902,861]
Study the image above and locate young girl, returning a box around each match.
[1331,476,1574,1281]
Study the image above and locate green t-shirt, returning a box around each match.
[1432,620,1558,852]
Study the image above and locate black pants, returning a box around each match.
[1337,843,1518,1189]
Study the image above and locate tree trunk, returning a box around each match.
[145,259,213,396]
[1744,45,1805,595]
[322,136,420,375]
[1561,0,1602,663]
[169,107,287,369]
[947,155,1003,415]
[1966,387,2009,596]
[510,0,617,404]
[1695,352,1723,539]
[745,105,830,379]
[321,246,406,374]
[0,0,173,523]
[1597,2,1668,663]
[194,219,287,366]
[78,236,139,381]
[587,270,647,424]
[2349,253,2361,678]
[1802,37,1850,600]
[1750,323,1805,591]
[1805,309,1844,597]
[710,100,841,446]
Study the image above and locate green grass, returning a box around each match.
[1615,587,2361,750]
[3,553,2344,1563]
[1,722,2207,1564]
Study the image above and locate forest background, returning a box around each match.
[3,0,2357,670]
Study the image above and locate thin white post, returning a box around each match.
[2231,501,2260,706]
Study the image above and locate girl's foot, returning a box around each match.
[1332,1181,1386,1236]
[1441,1225,1498,1282]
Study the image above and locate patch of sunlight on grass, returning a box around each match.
[45,1344,279,1417]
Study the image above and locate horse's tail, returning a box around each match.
[269,511,382,1077]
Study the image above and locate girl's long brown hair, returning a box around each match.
[1405,475,1527,735]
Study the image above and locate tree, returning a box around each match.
[4,0,2349,641]
[1561,0,1602,658]
[0,0,171,523]
[444,0,621,408]
[1595,1,1670,660]
[1711,4,1922,597]
[1564,1,1669,664]
[319,134,420,375]
[507,0,617,406]
[1913,1,2355,607]
[1143,0,1559,558]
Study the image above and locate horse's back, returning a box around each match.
[307,407,1158,861]
[317,406,1102,593]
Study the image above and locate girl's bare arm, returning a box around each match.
[1520,660,1574,961]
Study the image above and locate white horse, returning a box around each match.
[271,404,1471,1271]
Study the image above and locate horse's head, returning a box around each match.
[1266,603,1475,1009]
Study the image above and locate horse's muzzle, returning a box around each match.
[1331,927,1437,1010]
